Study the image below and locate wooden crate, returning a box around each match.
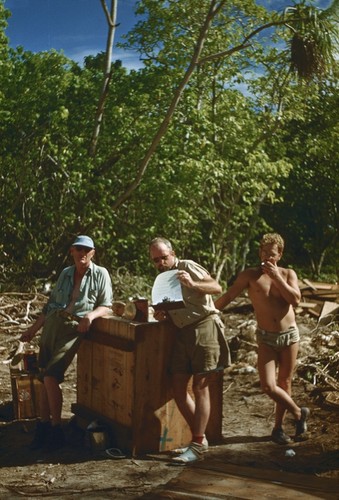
[10,370,42,419]
[72,316,223,456]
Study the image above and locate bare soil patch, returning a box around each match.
[0,294,338,498]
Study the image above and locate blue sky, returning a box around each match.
[4,0,332,70]
[4,0,142,69]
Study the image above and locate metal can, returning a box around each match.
[134,299,149,323]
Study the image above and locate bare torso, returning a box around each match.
[247,267,296,332]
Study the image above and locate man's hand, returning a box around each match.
[153,309,167,322]
[177,270,195,288]
[77,316,92,333]
[20,327,36,343]
[261,260,280,280]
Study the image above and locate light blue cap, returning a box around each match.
[72,235,95,248]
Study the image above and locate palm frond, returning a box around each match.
[283,0,338,79]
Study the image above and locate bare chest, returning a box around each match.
[249,274,284,301]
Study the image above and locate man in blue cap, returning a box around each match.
[21,235,113,451]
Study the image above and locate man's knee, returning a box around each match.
[261,383,276,396]
[277,377,292,393]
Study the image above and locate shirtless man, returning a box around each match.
[215,233,310,444]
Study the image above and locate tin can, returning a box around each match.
[135,299,149,323]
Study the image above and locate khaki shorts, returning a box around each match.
[38,311,82,383]
[170,314,230,375]
[256,325,300,352]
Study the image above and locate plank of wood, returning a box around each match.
[318,301,339,325]
[302,278,317,290]
[310,290,339,297]
[312,284,334,290]
[298,302,317,308]
[144,461,338,499]
[320,301,339,318]
[308,308,320,318]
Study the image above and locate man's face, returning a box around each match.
[150,243,176,273]
[259,243,282,264]
[70,246,95,267]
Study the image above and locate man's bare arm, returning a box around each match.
[20,313,46,342]
[271,268,301,307]
[262,261,301,307]
[214,272,250,310]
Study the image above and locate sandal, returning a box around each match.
[105,448,126,459]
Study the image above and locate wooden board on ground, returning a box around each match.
[301,278,318,291]
[318,301,339,324]
[298,302,318,309]
[143,460,338,499]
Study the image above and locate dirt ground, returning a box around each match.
[0,298,338,499]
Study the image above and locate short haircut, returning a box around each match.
[260,233,285,253]
[149,237,173,251]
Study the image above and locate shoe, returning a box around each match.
[171,442,204,465]
[295,407,310,436]
[271,428,292,445]
[44,424,65,451]
[171,436,208,455]
[29,421,51,450]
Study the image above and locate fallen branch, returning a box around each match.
[301,362,339,391]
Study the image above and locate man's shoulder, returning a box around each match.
[90,262,110,276]
[241,266,260,277]
[178,258,198,267]
[279,266,297,278]
[236,267,261,285]
[59,265,74,277]
[178,259,207,272]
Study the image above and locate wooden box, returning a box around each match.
[10,370,42,419]
[72,316,223,456]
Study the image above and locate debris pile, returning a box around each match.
[297,279,339,322]
[0,292,47,352]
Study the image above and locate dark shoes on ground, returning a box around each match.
[29,421,65,451]
[295,407,310,436]
[29,421,51,450]
[271,407,310,444]
[271,427,292,445]
[44,424,65,451]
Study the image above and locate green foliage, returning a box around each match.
[0,0,338,289]
[261,72,339,277]
[110,267,153,302]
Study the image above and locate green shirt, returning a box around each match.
[43,262,113,317]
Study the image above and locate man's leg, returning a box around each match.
[191,373,210,441]
[258,343,304,444]
[41,375,65,450]
[172,373,195,431]
[171,372,211,464]
[275,342,299,428]
[44,375,63,426]
[258,342,301,416]
[39,382,51,422]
